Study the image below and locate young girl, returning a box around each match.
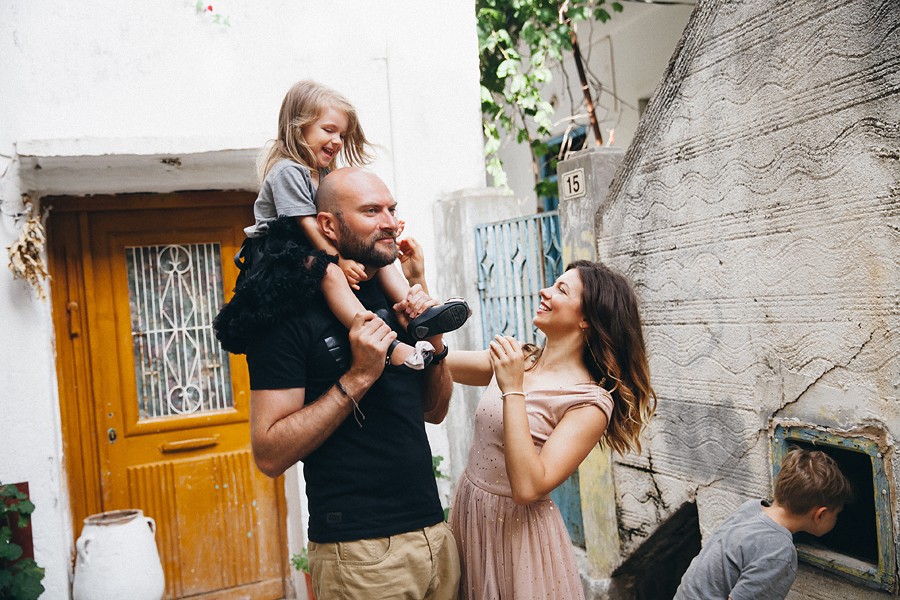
[215,80,468,363]
[446,260,657,599]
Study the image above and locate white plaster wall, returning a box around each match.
[495,2,693,203]
[0,1,485,597]
[602,0,899,595]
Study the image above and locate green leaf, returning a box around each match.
[16,499,35,517]
[432,455,448,480]
[496,58,519,78]
[535,179,559,199]
[6,559,46,600]
[290,548,309,573]
[0,538,24,561]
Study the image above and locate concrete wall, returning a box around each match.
[0,2,485,597]
[600,0,898,596]
[496,2,694,205]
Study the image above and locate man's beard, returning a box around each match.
[335,217,398,268]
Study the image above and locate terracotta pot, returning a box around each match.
[305,571,316,600]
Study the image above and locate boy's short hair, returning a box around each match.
[774,447,854,514]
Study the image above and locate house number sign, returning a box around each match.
[561,168,586,200]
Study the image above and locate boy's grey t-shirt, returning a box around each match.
[674,499,797,600]
[244,160,318,238]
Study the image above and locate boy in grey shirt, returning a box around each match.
[675,448,853,600]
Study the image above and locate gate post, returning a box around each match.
[433,189,532,484]
[557,147,626,589]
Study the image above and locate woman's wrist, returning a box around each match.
[500,391,526,400]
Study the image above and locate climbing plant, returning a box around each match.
[0,483,45,600]
[477,0,623,194]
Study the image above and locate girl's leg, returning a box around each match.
[321,263,421,368]
[377,262,472,342]
[376,264,413,308]
[321,262,367,329]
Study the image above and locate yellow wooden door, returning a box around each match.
[50,196,288,600]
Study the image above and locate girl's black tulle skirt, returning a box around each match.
[213,216,337,354]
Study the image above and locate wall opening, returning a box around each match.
[772,424,896,591]
[790,440,877,563]
[611,501,701,600]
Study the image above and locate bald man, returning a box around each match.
[246,168,460,599]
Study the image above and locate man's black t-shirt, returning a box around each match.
[246,280,444,543]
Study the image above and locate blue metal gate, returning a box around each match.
[474,211,563,347]
[473,210,585,548]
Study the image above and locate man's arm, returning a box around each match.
[422,336,453,424]
[249,312,395,477]
[393,284,454,424]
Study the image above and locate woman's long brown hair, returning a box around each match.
[526,260,656,455]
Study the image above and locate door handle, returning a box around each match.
[159,436,220,453]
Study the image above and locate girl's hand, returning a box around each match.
[338,257,367,291]
[489,335,525,395]
[398,237,426,285]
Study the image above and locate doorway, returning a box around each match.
[48,192,289,599]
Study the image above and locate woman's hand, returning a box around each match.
[489,335,525,394]
[338,257,367,291]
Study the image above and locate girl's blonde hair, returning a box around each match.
[259,80,372,183]
[525,260,657,455]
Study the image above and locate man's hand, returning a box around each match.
[250,312,397,477]
[339,257,368,291]
[344,311,397,385]
[393,284,438,327]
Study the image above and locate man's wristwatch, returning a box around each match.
[430,344,449,364]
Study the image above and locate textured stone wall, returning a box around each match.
[600,0,899,595]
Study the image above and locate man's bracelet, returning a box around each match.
[430,344,449,364]
[335,379,365,428]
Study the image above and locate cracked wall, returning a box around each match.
[596,0,899,595]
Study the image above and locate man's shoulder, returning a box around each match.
[249,299,334,348]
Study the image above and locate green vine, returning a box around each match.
[290,547,309,574]
[0,484,45,600]
[478,0,623,191]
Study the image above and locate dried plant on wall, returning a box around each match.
[6,195,49,299]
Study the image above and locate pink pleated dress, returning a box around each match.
[449,379,614,600]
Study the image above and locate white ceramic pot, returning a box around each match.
[73,509,165,600]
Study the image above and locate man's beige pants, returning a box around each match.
[308,521,460,599]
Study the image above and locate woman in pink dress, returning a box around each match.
[446,260,657,599]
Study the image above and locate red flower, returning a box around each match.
[207,5,213,11]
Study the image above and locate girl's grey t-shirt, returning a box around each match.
[674,499,798,600]
[244,160,317,238]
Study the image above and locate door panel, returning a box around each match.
[52,199,287,600]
